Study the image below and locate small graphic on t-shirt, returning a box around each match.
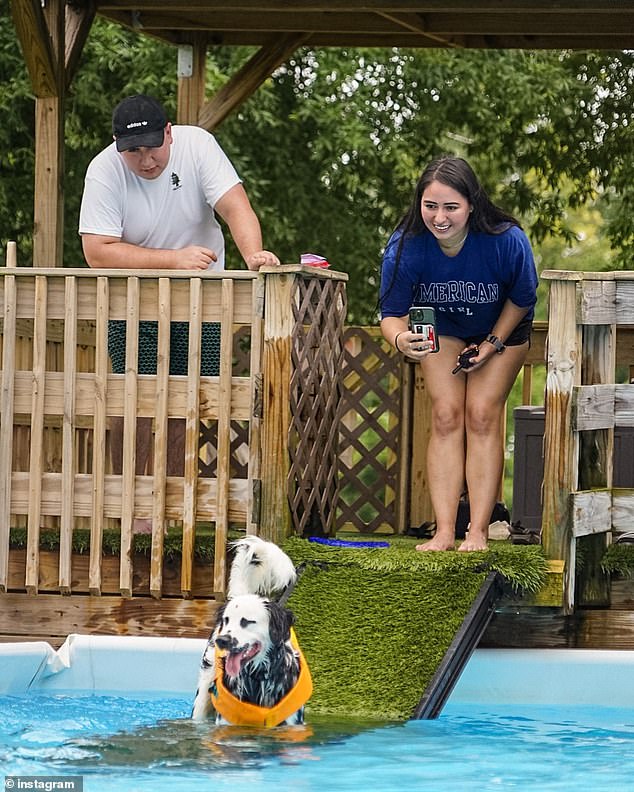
[171,172,182,190]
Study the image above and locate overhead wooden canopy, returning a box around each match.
[94,0,634,50]
[10,0,634,267]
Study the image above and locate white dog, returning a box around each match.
[191,536,312,726]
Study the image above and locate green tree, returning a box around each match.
[0,0,36,263]
[2,8,632,324]
[218,47,633,322]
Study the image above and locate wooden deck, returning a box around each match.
[2,267,634,649]
[485,578,634,650]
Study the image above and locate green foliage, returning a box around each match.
[283,536,548,720]
[601,542,634,578]
[8,525,239,561]
[0,0,36,262]
[1,10,633,323]
[218,46,634,322]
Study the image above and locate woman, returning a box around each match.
[380,156,538,551]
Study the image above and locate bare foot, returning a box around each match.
[416,532,456,552]
[458,529,488,552]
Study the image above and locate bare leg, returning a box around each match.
[459,343,528,551]
[415,337,467,551]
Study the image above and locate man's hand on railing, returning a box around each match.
[245,250,281,270]
[175,245,219,269]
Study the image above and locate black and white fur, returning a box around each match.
[191,536,305,724]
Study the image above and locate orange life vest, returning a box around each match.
[210,628,313,728]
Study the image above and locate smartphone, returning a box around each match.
[408,306,439,353]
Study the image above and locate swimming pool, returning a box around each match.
[2,637,634,791]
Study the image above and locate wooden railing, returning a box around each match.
[3,248,634,627]
[0,246,347,621]
[541,270,634,612]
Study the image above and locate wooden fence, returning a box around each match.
[3,253,634,637]
[541,270,634,612]
[0,249,346,640]
[339,317,634,545]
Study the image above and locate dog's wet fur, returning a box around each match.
[191,537,305,725]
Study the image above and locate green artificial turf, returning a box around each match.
[282,535,549,721]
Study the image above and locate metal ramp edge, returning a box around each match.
[413,570,504,720]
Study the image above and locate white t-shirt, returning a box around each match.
[78,125,241,270]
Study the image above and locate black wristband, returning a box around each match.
[394,331,405,352]
[485,334,506,354]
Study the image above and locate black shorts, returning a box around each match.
[108,320,221,375]
[461,317,533,349]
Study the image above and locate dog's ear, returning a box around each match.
[266,601,295,645]
[213,602,227,632]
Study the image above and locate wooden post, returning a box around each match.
[247,276,265,535]
[149,277,171,599]
[213,278,235,596]
[260,270,295,543]
[177,37,206,125]
[409,365,434,529]
[119,278,140,597]
[541,274,582,613]
[34,0,65,267]
[25,276,48,593]
[89,276,109,595]
[0,243,18,592]
[576,319,615,606]
[59,276,77,593]
[181,278,203,597]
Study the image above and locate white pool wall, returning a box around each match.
[0,634,206,696]
[2,636,634,708]
[450,647,634,707]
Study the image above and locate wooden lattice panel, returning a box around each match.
[198,420,249,479]
[337,327,402,534]
[288,277,347,536]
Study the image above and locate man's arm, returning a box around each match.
[214,184,280,270]
[81,235,216,270]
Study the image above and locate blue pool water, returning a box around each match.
[2,693,634,791]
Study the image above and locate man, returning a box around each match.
[79,94,280,532]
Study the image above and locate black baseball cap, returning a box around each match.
[112,95,168,152]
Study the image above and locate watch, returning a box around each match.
[485,334,506,354]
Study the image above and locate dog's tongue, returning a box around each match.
[225,651,244,677]
[224,643,261,678]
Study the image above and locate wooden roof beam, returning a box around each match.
[198,32,311,131]
[98,9,634,37]
[11,0,58,97]
[376,12,461,47]
[141,31,634,50]
[95,1,634,11]
[65,1,97,88]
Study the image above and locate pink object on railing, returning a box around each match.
[301,253,330,268]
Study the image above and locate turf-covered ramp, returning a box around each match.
[283,536,548,722]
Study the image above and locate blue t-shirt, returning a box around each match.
[380,225,538,338]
